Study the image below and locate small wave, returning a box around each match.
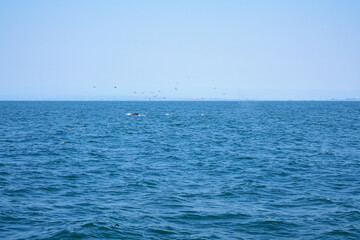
[321,229,355,237]
[176,212,249,221]
[48,229,88,239]
[148,228,175,235]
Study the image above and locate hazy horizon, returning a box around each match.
[1,0,360,101]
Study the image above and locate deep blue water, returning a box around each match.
[1,101,360,239]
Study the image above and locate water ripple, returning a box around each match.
[1,101,360,239]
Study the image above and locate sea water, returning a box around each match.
[1,101,359,239]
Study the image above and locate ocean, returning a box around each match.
[1,101,359,239]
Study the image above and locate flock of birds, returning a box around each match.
[91,80,228,116]
[91,81,227,101]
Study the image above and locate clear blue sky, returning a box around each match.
[1,0,359,100]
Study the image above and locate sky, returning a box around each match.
[0,0,360,100]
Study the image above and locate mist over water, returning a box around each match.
[1,101,360,239]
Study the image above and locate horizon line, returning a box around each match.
[1,99,360,102]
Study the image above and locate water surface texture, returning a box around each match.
[1,101,360,239]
